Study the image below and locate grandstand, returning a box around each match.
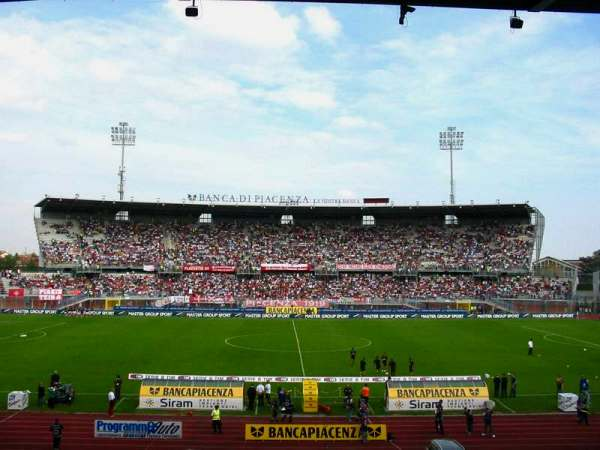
[0,197,574,313]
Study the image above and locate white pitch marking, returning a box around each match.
[523,326,600,348]
[495,398,515,413]
[224,333,371,353]
[0,322,66,340]
[291,320,306,377]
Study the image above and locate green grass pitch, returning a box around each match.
[0,315,599,415]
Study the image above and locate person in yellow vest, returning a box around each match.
[211,404,222,433]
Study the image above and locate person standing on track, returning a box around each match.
[113,375,122,401]
[265,380,272,405]
[38,382,45,407]
[49,418,63,450]
[482,407,495,438]
[464,407,474,436]
[434,400,444,435]
[247,385,257,411]
[360,384,370,404]
[256,382,265,408]
[107,389,116,417]
[211,404,223,433]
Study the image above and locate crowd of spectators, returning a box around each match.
[37,219,535,272]
[2,271,571,300]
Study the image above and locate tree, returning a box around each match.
[579,250,600,273]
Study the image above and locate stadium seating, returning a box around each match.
[6,218,571,304]
[2,271,571,301]
[35,219,535,271]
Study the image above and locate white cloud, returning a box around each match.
[88,59,122,82]
[0,131,29,143]
[333,115,383,130]
[304,6,341,42]
[246,86,336,111]
[166,0,300,51]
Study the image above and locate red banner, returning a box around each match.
[182,264,236,273]
[189,295,235,304]
[39,288,63,301]
[336,263,396,272]
[65,289,82,296]
[244,299,329,308]
[260,263,313,272]
[7,288,25,298]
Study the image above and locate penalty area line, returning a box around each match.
[291,320,306,377]
[495,398,515,413]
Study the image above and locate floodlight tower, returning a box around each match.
[439,126,464,205]
[111,122,136,201]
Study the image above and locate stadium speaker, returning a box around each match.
[510,11,524,29]
[185,6,199,17]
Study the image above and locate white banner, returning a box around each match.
[260,263,312,272]
[139,396,243,410]
[39,288,63,301]
[387,397,488,411]
[558,393,578,412]
[129,373,389,383]
[7,391,29,410]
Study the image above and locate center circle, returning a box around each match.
[225,333,372,353]
[0,330,47,343]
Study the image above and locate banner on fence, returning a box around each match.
[260,263,312,272]
[243,299,329,308]
[189,295,235,305]
[138,381,244,410]
[336,264,396,272]
[7,288,25,298]
[182,264,236,273]
[129,373,389,383]
[265,306,318,315]
[386,376,489,411]
[38,288,63,301]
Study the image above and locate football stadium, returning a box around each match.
[1,0,600,449]
[1,196,599,448]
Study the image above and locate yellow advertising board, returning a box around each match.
[138,383,244,410]
[265,306,318,315]
[245,424,387,441]
[388,386,489,399]
[386,378,489,411]
[302,379,318,413]
[140,385,243,398]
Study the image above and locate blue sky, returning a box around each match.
[0,0,598,259]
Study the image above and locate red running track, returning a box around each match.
[1,411,598,450]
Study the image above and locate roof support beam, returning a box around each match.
[529,0,558,12]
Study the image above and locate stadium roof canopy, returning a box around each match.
[36,197,535,221]
[232,0,600,13]
[1,0,599,13]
